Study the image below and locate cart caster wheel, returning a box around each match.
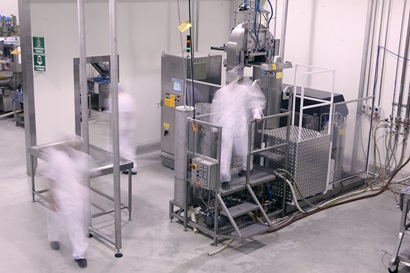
[88,233,93,238]
[388,266,398,273]
[114,252,123,258]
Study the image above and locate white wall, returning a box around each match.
[274,0,368,99]
[30,0,236,145]
[2,0,18,17]
[273,0,410,175]
[25,0,410,174]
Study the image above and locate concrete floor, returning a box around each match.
[0,111,409,273]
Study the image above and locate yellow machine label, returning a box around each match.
[192,122,198,132]
[339,128,345,135]
[164,123,170,129]
[164,94,176,108]
[276,72,283,79]
[272,64,277,70]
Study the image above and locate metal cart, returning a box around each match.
[28,141,134,257]
[389,187,410,273]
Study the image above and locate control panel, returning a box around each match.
[191,157,217,190]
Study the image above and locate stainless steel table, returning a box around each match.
[28,141,134,257]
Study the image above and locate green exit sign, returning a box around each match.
[33,36,46,72]
[33,36,45,54]
[34,54,46,72]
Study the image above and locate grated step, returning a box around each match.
[220,202,260,218]
[258,151,285,162]
[231,223,270,239]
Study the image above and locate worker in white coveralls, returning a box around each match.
[40,137,97,268]
[211,66,266,188]
[106,84,138,175]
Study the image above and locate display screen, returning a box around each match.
[172,79,184,94]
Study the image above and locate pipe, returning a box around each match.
[351,0,375,173]
[19,0,37,177]
[378,0,392,106]
[390,0,408,123]
[278,0,289,61]
[0,109,22,119]
[109,0,122,254]
[357,0,376,100]
[273,0,278,37]
[392,4,410,170]
[396,6,410,121]
[195,0,199,52]
[365,0,378,98]
[77,0,89,154]
[188,0,196,117]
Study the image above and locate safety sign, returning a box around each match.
[33,54,46,72]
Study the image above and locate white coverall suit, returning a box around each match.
[106,87,138,173]
[41,145,94,259]
[118,91,138,172]
[211,73,265,183]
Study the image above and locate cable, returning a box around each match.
[277,168,319,209]
[267,0,274,25]
[273,170,306,213]
[267,152,410,233]
[379,45,410,62]
[283,178,306,214]
[208,239,234,256]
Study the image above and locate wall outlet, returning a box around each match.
[367,105,373,115]
[374,106,381,116]
[361,103,367,114]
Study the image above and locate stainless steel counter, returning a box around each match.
[28,141,134,256]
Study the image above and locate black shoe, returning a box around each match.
[50,241,60,250]
[221,181,230,190]
[238,169,252,177]
[122,170,137,175]
[75,258,87,268]
[238,170,246,177]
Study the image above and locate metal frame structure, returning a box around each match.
[331,95,374,184]
[73,55,119,135]
[18,0,127,257]
[292,64,335,190]
[27,141,134,256]
[169,109,292,245]
[389,188,410,273]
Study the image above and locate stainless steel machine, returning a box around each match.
[0,39,22,113]
[169,1,295,243]
[87,62,110,111]
[160,52,222,169]
[169,1,355,244]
